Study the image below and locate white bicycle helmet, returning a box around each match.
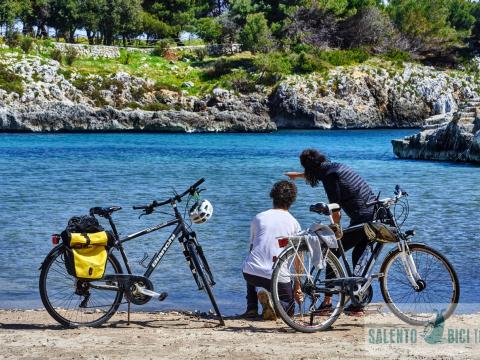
[189,199,213,224]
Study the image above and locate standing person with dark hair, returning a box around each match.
[241,180,302,320]
[286,149,377,316]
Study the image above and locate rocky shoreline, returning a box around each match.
[1,53,480,133]
[392,98,480,164]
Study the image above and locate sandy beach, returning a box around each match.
[0,308,478,360]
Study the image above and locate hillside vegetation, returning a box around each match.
[1,0,479,64]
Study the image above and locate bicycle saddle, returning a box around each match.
[90,206,122,217]
[310,202,340,215]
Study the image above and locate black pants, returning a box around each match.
[243,272,293,313]
[326,225,370,279]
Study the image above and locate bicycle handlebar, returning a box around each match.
[366,188,408,207]
[132,178,205,211]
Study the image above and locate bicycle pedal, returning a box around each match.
[371,273,384,279]
[158,292,168,302]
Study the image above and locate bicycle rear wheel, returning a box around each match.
[39,245,124,328]
[380,243,460,326]
[271,245,345,333]
[187,241,224,325]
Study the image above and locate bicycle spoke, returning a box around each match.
[41,247,122,327]
[382,245,458,325]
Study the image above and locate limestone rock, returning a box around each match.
[392,99,480,164]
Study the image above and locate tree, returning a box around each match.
[447,0,475,32]
[229,0,256,26]
[472,2,480,48]
[116,0,143,46]
[340,6,407,52]
[79,0,105,44]
[195,17,223,43]
[285,5,338,49]
[146,0,200,41]
[0,0,21,35]
[142,11,171,43]
[387,0,460,54]
[240,12,272,53]
[48,0,82,42]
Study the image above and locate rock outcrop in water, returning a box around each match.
[1,53,479,132]
[392,98,480,164]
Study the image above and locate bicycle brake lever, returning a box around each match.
[139,206,154,219]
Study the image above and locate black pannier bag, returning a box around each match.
[61,216,112,280]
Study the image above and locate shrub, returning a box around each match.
[162,49,178,61]
[143,102,171,111]
[240,13,273,54]
[293,52,331,74]
[317,48,370,66]
[65,47,78,65]
[125,101,140,109]
[5,32,21,48]
[20,37,34,53]
[42,39,54,48]
[194,48,207,61]
[254,52,293,84]
[153,81,179,92]
[223,69,256,93]
[204,57,232,78]
[180,48,208,62]
[120,50,132,65]
[50,48,63,63]
[0,67,24,96]
[382,48,412,63]
[152,39,172,57]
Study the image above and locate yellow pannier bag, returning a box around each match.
[363,222,398,243]
[65,231,109,280]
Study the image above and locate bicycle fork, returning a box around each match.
[398,242,422,290]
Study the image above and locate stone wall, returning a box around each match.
[52,42,242,58]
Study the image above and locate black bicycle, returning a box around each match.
[39,178,224,327]
[271,185,460,332]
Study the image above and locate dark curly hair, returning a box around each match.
[270,180,297,209]
[300,149,328,187]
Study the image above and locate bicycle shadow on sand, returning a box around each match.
[0,313,366,333]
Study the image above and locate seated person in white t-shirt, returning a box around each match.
[242,180,301,320]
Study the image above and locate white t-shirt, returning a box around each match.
[242,209,301,280]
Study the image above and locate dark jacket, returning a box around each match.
[318,162,376,226]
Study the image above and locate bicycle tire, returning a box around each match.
[271,244,346,333]
[39,244,124,328]
[187,241,225,326]
[380,243,460,326]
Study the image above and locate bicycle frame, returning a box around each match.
[330,203,421,301]
[104,201,197,281]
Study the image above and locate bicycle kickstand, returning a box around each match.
[127,301,131,326]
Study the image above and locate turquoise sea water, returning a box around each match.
[0,130,478,315]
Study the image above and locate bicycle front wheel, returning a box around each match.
[380,243,460,326]
[39,245,124,328]
[271,245,345,333]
